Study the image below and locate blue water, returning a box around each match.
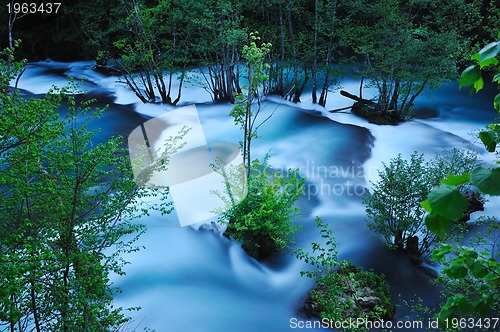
[12,61,500,332]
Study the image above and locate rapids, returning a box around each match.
[12,61,500,331]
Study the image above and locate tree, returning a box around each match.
[185,0,246,103]
[112,0,190,104]
[0,51,177,331]
[423,34,500,327]
[230,32,272,178]
[217,34,304,260]
[364,150,479,258]
[341,0,468,118]
[433,217,499,326]
[308,0,344,106]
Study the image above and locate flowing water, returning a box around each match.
[14,61,500,331]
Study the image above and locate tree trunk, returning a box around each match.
[30,281,41,332]
[340,90,376,106]
[311,0,318,104]
[394,230,404,251]
[389,81,400,111]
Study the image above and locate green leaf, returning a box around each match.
[479,130,497,152]
[425,214,452,237]
[477,41,500,67]
[492,73,500,82]
[459,65,481,89]
[427,184,468,220]
[480,58,499,68]
[469,261,488,279]
[470,166,500,195]
[494,93,500,111]
[473,75,484,92]
[447,262,468,279]
[420,199,432,213]
[440,173,470,186]
[475,297,493,316]
[457,296,473,316]
[432,244,453,261]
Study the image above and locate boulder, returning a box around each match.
[300,266,395,322]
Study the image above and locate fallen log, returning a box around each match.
[340,90,377,106]
[328,105,353,113]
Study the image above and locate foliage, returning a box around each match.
[189,0,247,103]
[230,32,272,178]
[3,0,500,109]
[295,217,340,278]
[423,35,500,327]
[5,0,492,108]
[311,266,394,328]
[0,52,177,331]
[220,156,304,260]
[434,217,500,328]
[217,34,302,261]
[110,0,190,104]
[295,218,394,330]
[364,150,479,257]
[342,0,469,117]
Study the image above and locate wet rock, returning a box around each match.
[300,266,395,322]
[406,235,422,264]
[459,189,484,223]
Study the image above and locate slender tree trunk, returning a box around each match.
[286,2,298,102]
[278,1,285,95]
[389,81,400,110]
[173,72,184,105]
[319,40,333,107]
[404,80,427,115]
[10,294,16,332]
[30,281,41,332]
[359,76,364,100]
[311,0,318,104]
[8,15,14,49]
[244,63,254,179]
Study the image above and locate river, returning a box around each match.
[14,60,500,332]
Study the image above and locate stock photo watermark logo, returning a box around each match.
[127,105,247,227]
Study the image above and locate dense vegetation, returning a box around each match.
[423,37,500,327]
[1,1,500,331]
[2,0,500,112]
[0,46,180,331]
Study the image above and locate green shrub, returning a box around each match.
[363,149,480,258]
[219,156,304,260]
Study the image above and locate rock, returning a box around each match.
[459,189,484,223]
[406,235,421,264]
[406,236,418,254]
[357,295,380,309]
[299,266,395,322]
[351,102,404,125]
